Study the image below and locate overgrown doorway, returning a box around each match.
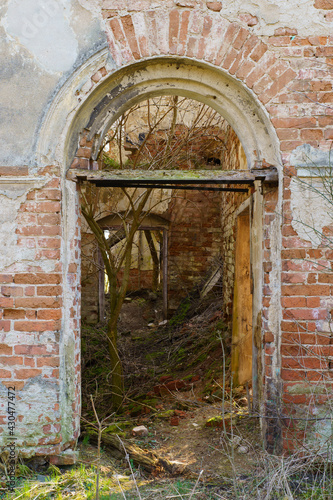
[78,94,272,419]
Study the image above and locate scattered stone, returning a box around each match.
[174,409,187,419]
[49,450,79,465]
[205,415,223,427]
[157,409,174,419]
[231,435,242,446]
[165,379,187,391]
[160,386,171,397]
[237,445,249,454]
[132,426,149,437]
[153,385,161,395]
[205,414,233,428]
[159,320,168,326]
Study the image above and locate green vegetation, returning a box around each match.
[168,297,191,327]
[102,155,122,169]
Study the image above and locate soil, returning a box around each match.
[5,292,330,499]
[81,290,262,486]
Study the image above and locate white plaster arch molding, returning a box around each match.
[37,50,282,174]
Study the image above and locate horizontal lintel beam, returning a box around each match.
[68,167,278,185]
[91,182,249,192]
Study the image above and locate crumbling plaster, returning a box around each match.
[1,0,332,166]
[221,0,331,36]
[290,144,333,248]
[98,0,332,36]
[290,178,333,248]
[0,178,50,272]
[0,175,80,456]
[0,0,107,166]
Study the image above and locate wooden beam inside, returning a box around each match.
[68,167,278,186]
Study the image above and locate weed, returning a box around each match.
[82,433,90,446]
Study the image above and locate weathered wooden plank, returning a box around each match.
[68,167,278,184]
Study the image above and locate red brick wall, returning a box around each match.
[0,167,81,459]
[60,17,333,454]
[3,0,333,458]
[278,169,333,453]
[167,188,224,311]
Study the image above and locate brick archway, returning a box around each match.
[60,54,283,450]
[65,57,282,172]
[35,3,292,458]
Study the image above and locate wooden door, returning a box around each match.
[231,209,253,386]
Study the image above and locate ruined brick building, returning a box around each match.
[1,0,333,462]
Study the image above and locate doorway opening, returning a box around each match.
[72,80,279,475]
[78,93,272,414]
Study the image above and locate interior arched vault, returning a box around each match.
[63,56,282,172]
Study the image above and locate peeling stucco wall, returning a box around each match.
[289,144,333,247]
[221,0,331,36]
[1,0,333,458]
[0,178,57,272]
[0,0,107,166]
[290,178,333,247]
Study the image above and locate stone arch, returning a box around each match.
[65,57,282,172]
[35,10,286,453]
[37,6,297,176]
[62,53,283,423]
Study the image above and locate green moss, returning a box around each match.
[102,156,122,169]
[156,410,174,419]
[176,348,186,360]
[104,421,132,434]
[169,297,191,327]
[205,413,233,427]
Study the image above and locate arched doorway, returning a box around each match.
[39,55,282,452]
